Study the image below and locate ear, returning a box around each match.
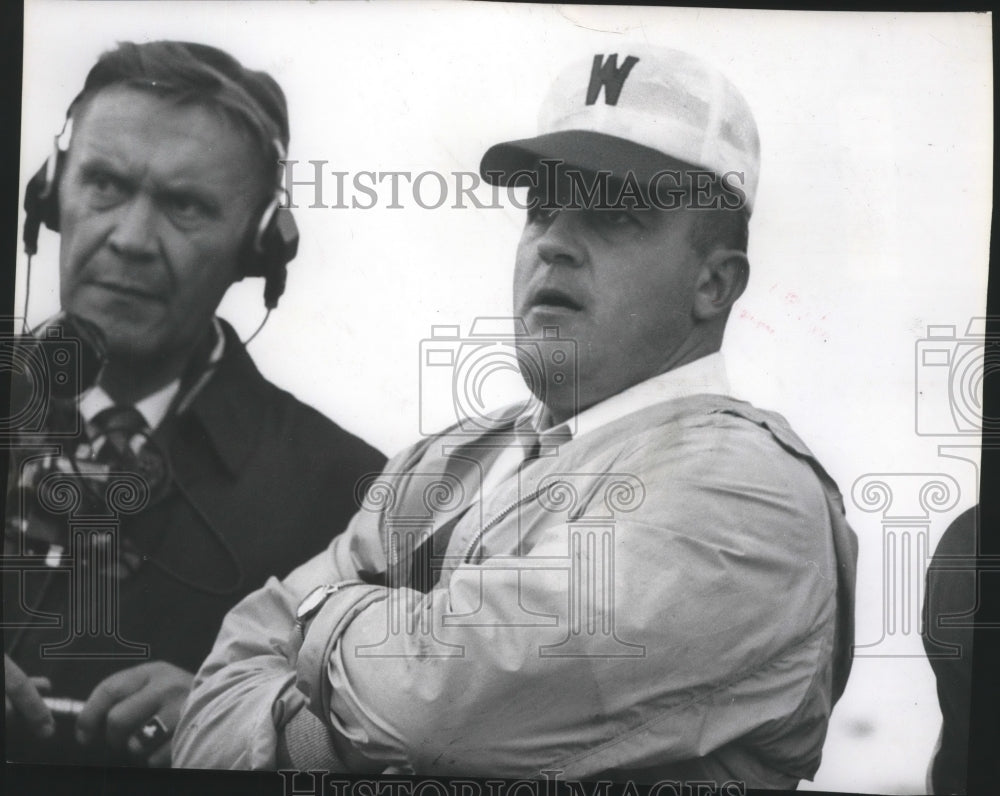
[692,248,749,321]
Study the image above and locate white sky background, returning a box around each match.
[15,2,993,793]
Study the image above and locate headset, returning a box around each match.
[22,122,299,311]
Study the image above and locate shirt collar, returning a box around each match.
[77,317,227,433]
[79,380,181,431]
[542,351,731,442]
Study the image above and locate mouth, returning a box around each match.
[528,288,584,312]
[87,281,164,302]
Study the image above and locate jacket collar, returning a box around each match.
[183,319,270,476]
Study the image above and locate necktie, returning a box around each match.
[88,405,170,501]
[90,405,149,465]
[397,431,510,592]
[406,502,473,593]
[405,424,573,591]
[519,422,571,469]
[64,405,152,579]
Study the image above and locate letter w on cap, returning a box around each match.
[586,54,639,106]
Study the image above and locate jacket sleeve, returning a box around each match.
[288,418,844,778]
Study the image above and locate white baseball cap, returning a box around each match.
[480,47,761,212]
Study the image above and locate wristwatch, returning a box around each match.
[294,580,364,639]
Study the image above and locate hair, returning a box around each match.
[68,41,289,201]
[655,171,750,257]
[687,204,750,257]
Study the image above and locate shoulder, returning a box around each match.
[933,505,978,559]
[619,396,824,487]
[207,326,386,471]
[287,388,380,449]
[606,398,834,547]
[261,381,386,473]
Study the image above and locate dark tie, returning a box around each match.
[405,502,473,593]
[399,432,507,592]
[518,422,571,469]
[405,424,572,591]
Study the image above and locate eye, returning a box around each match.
[163,193,212,224]
[526,190,562,225]
[589,208,640,229]
[527,203,560,224]
[83,172,128,207]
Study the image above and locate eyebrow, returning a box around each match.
[76,154,130,178]
[76,156,224,212]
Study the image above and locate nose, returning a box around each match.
[106,195,158,262]
[535,209,586,268]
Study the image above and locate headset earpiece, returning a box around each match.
[23,151,64,255]
[234,137,300,310]
[243,195,298,310]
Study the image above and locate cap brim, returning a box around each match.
[479,129,695,187]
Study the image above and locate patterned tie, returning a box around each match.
[63,405,153,579]
[88,404,170,501]
[90,405,149,466]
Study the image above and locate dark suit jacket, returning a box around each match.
[3,320,386,764]
[924,505,977,795]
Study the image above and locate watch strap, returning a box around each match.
[295,580,365,639]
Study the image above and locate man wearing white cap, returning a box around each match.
[174,48,857,789]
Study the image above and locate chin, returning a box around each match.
[104,340,160,367]
[96,322,166,362]
[537,384,581,423]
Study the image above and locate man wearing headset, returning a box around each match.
[3,40,385,767]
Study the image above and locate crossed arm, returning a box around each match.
[174,429,839,778]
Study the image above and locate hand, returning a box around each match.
[76,661,194,768]
[4,654,55,739]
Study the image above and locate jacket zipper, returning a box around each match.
[460,483,552,564]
